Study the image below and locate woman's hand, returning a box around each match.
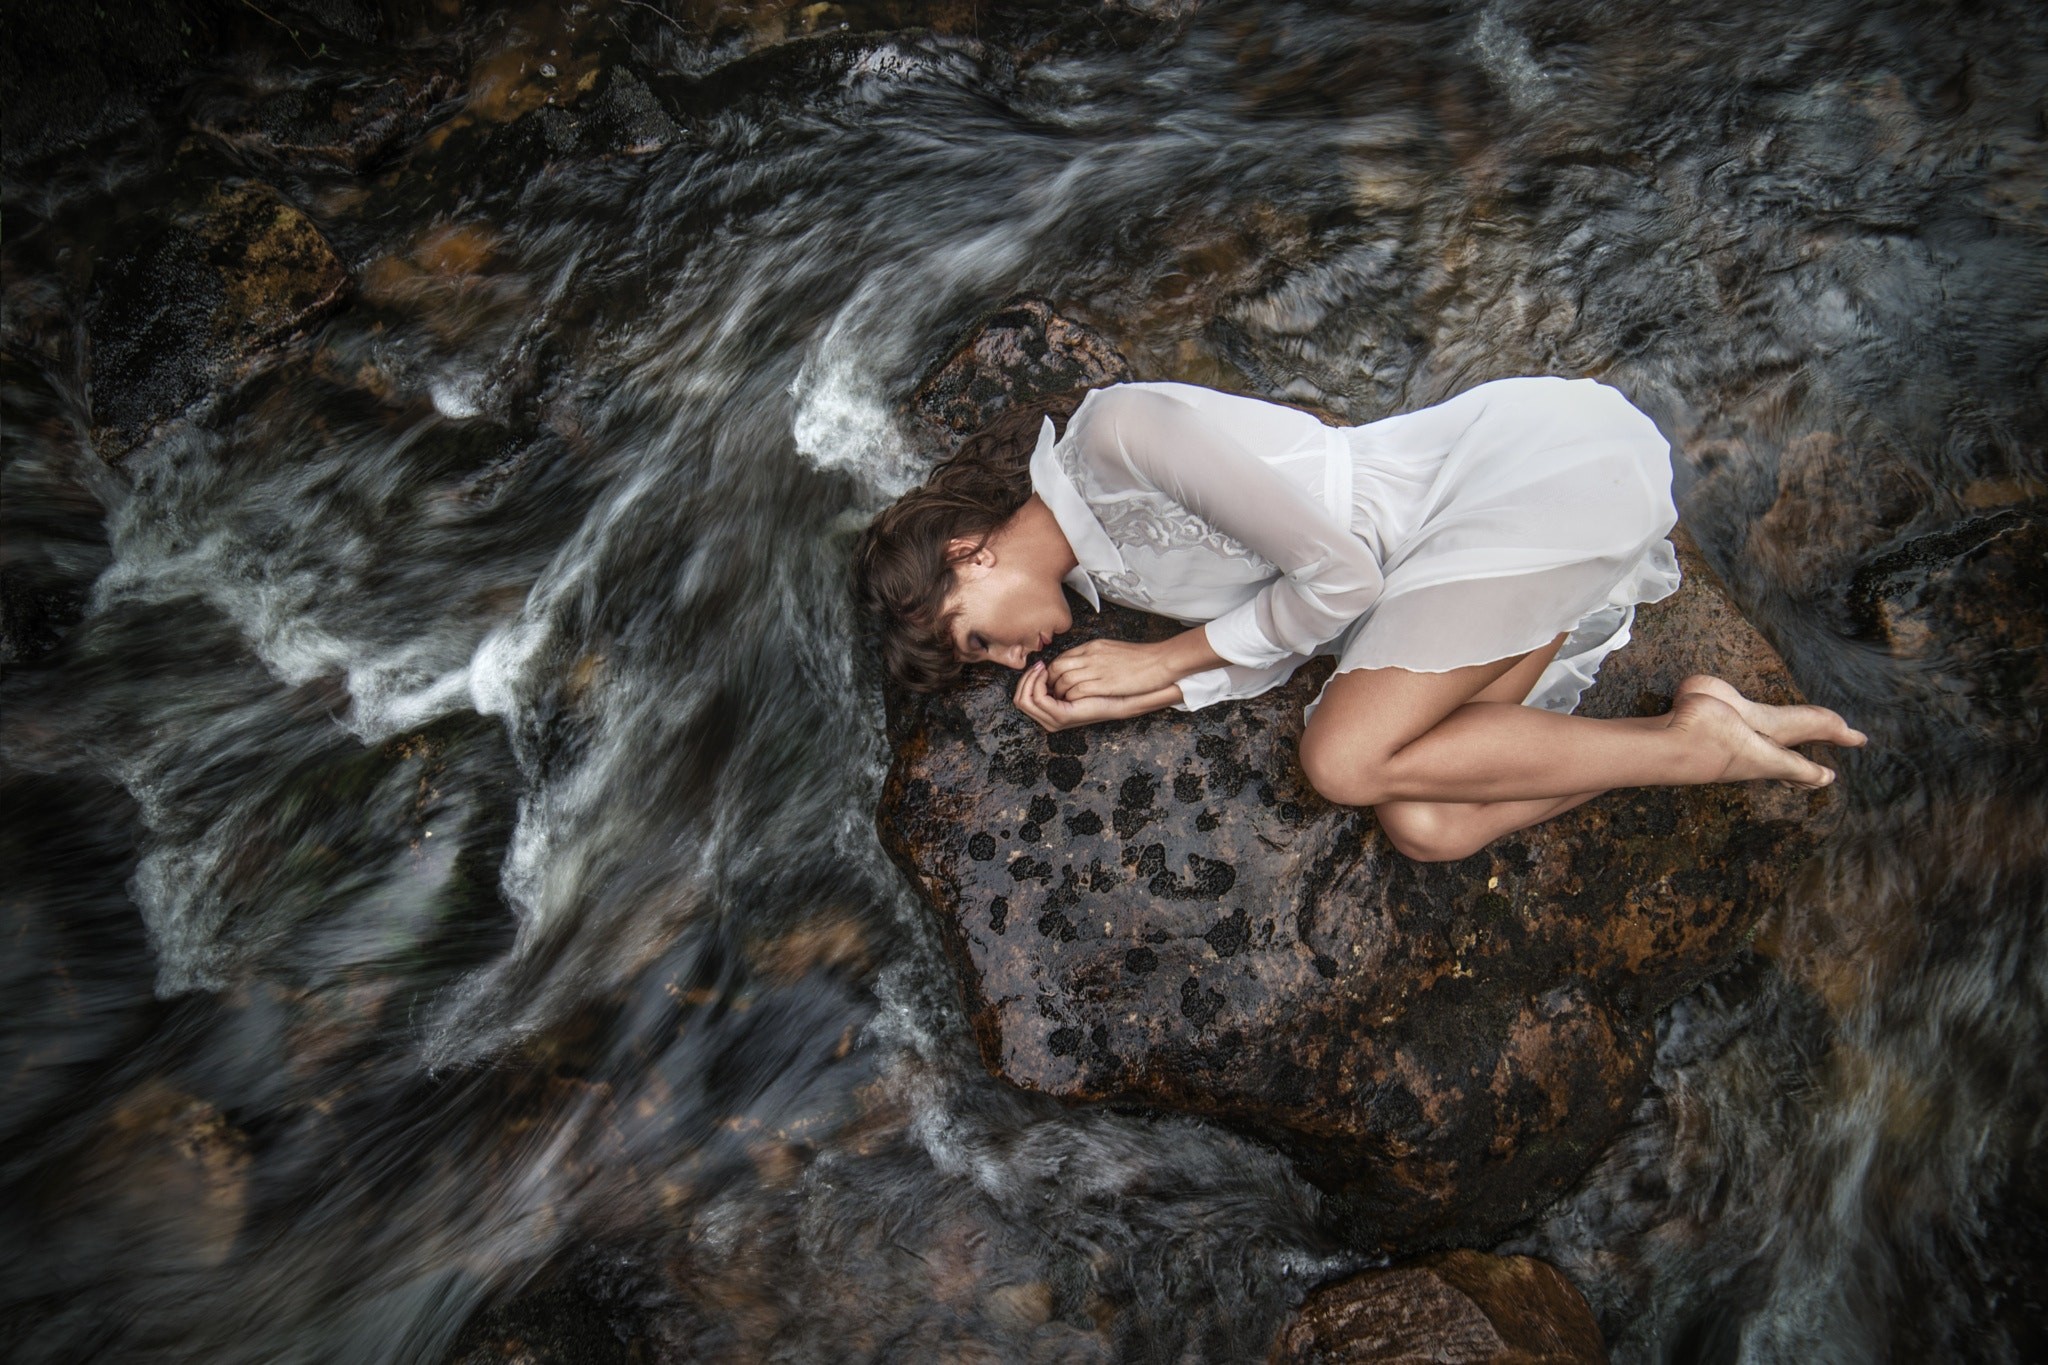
[1012,662,1179,733]
[1044,626,1225,701]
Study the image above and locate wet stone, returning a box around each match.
[455,63,684,198]
[905,296,1136,443]
[583,68,682,153]
[87,181,348,459]
[445,1271,649,1365]
[1848,503,2047,742]
[1268,1251,1606,1364]
[879,531,1833,1250]
[199,65,461,173]
[877,303,1839,1250]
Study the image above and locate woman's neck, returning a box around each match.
[1003,495,1080,581]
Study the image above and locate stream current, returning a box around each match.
[3,1,2045,1361]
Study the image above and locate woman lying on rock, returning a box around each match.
[855,378,1865,862]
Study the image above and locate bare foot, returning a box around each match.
[1668,693,1838,787]
[1677,675,1867,749]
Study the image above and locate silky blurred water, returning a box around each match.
[3,1,2044,1361]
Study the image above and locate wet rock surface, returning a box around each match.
[85,180,348,458]
[1849,503,2047,742]
[879,308,1838,1249]
[3,0,415,171]
[1268,1251,1605,1365]
[198,64,460,173]
[445,1275,648,1365]
[907,296,1136,441]
[66,1080,254,1271]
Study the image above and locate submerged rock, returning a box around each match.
[72,1080,253,1270]
[1268,1251,1605,1364]
[199,65,460,173]
[86,180,348,458]
[877,304,1838,1249]
[474,66,683,180]
[1849,503,2047,740]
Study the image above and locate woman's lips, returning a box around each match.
[1036,632,1050,651]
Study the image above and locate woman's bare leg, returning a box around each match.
[1369,638,1601,860]
[1371,715,1673,862]
[1300,643,1865,859]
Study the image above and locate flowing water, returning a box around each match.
[3,1,2045,1360]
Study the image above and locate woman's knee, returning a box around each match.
[1374,803,1481,863]
[1297,727,1389,808]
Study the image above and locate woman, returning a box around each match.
[856,378,1865,862]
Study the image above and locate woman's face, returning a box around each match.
[941,543,1072,671]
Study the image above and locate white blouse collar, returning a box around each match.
[1027,415,1122,610]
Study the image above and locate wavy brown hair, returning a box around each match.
[854,399,1073,692]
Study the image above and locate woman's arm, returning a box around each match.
[1109,387,1382,664]
[1172,652,1312,711]
[1047,386,1381,703]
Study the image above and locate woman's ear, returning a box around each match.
[945,537,993,570]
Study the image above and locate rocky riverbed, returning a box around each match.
[5,2,2046,1362]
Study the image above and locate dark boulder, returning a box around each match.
[1268,1251,1605,1364]
[474,67,684,182]
[877,304,1838,1249]
[86,180,348,458]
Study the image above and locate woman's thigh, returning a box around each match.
[1469,633,1567,705]
[1297,635,1566,796]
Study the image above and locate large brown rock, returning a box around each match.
[64,1080,252,1270]
[876,305,1838,1249]
[1268,1251,1605,1364]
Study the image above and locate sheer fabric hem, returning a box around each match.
[1302,537,1682,722]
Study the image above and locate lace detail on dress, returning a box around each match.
[1091,564,1156,610]
[1056,442,1274,613]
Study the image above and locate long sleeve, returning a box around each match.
[1078,387,1384,669]
[1172,655,1310,712]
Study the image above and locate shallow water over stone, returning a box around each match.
[3,1,2044,1361]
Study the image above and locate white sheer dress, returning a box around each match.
[1026,377,1681,717]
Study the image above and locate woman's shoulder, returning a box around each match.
[1069,381,1332,460]
[1073,380,1287,425]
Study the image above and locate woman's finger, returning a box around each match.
[1051,660,1099,699]
[1018,664,1062,732]
[1013,665,1042,723]
[1035,669,1079,730]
